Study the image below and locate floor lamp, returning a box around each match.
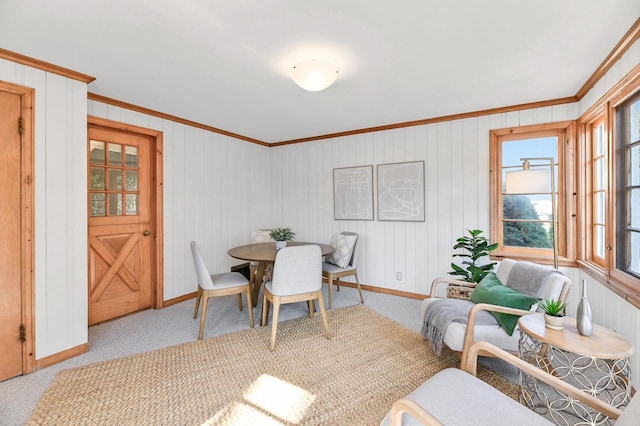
[505,157,558,269]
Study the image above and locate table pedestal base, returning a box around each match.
[518,332,631,425]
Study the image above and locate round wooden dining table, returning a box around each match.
[228,241,334,306]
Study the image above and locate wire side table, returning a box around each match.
[518,313,634,426]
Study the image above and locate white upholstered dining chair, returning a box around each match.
[249,229,273,278]
[322,231,363,309]
[261,244,331,350]
[191,241,254,340]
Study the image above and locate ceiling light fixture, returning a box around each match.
[290,59,339,91]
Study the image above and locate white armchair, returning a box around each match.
[381,341,638,426]
[421,259,571,356]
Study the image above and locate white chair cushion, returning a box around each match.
[380,368,552,426]
[322,261,355,273]
[326,233,357,268]
[617,391,640,426]
[420,298,520,352]
[211,272,249,289]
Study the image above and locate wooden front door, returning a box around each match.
[88,125,154,325]
[0,82,34,381]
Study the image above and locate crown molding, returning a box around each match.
[0,48,95,83]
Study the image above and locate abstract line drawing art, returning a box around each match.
[333,166,374,220]
[377,161,425,221]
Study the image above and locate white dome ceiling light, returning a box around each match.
[290,59,339,91]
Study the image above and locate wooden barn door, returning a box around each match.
[0,82,34,381]
[88,123,157,325]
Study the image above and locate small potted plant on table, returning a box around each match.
[270,227,295,249]
[540,299,566,330]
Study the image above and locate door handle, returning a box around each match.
[143,230,150,236]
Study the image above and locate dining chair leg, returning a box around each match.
[307,300,315,317]
[355,272,364,304]
[317,292,331,339]
[327,274,334,309]
[198,294,209,340]
[336,278,341,292]
[193,286,202,319]
[261,294,269,326]
[269,299,281,351]
[246,286,255,328]
[237,293,243,311]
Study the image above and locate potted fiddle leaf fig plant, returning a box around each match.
[449,229,498,283]
[540,298,566,330]
[270,227,295,249]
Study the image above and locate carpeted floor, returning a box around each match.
[27,304,517,425]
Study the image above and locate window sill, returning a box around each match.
[490,252,577,268]
[576,260,640,310]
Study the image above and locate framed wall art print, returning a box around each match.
[377,161,425,221]
[333,165,374,220]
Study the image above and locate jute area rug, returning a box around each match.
[28,304,518,425]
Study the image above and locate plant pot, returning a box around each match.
[544,314,564,331]
[275,241,287,250]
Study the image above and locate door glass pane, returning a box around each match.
[108,193,122,216]
[90,140,106,165]
[109,169,122,190]
[90,193,106,216]
[125,194,138,215]
[125,170,138,191]
[90,167,105,189]
[595,192,605,223]
[125,145,138,168]
[108,143,122,166]
[630,188,640,228]
[631,144,639,186]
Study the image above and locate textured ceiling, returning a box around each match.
[1,0,639,143]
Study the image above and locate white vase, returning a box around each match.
[544,313,564,330]
[275,241,287,250]
[576,279,593,336]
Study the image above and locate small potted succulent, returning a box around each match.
[540,299,567,330]
[270,227,295,249]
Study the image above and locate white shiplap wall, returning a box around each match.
[0,59,88,359]
[270,106,577,295]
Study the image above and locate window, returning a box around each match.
[584,117,608,268]
[490,123,574,264]
[578,80,640,300]
[616,93,640,280]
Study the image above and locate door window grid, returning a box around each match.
[89,140,139,217]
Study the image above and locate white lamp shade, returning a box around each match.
[290,60,339,91]
[505,169,551,194]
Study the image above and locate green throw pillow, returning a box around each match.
[469,272,539,336]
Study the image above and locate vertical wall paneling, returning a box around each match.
[1,60,88,359]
